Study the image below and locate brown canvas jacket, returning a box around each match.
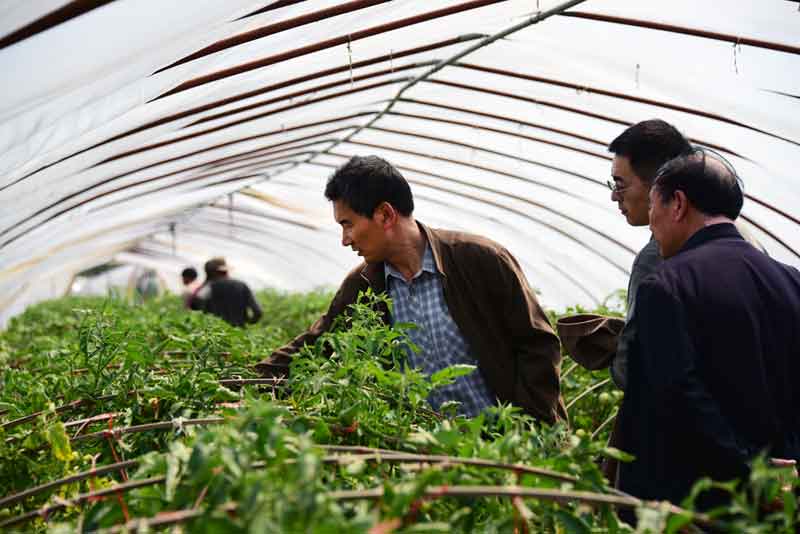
[256,222,567,424]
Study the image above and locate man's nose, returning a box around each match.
[341,231,351,247]
[610,190,619,202]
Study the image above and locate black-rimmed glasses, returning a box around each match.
[606,180,628,194]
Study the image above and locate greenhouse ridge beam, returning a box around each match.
[0,0,116,50]
[153,0,508,100]
[456,63,799,147]
[560,11,800,56]
[154,0,394,73]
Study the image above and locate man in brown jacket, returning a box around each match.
[256,155,566,423]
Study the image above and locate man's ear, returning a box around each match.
[374,202,398,229]
[673,190,690,222]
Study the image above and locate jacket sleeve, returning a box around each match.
[493,247,567,424]
[636,279,750,478]
[254,267,367,377]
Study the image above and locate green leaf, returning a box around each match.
[45,421,72,463]
[554,510,592,534]
[602,446,634,462]
[430,364,476,389]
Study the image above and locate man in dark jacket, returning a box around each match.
[618,148,800,509]
[256,155,566,423]
[194,257,262,327]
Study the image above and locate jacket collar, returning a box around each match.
[418,221,447,279]
[357,220,445,289]
[676,222,742,256]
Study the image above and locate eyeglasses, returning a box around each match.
[606,180,629,194]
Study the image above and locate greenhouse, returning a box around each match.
[1,1,799,532]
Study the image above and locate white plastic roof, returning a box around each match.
[1,0,799,325]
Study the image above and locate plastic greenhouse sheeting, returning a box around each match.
[1,0,799,326]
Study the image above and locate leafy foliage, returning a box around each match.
[0,289,796,532]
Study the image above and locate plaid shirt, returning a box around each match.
[385,244,496,417]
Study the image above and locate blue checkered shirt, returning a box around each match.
[384,244,496,417]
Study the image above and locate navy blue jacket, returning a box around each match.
[618,223,800,507]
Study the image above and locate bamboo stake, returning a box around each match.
[0,460,139,509]
[85,484,713,533]
[0,477,165,529]
[71,417,226,444]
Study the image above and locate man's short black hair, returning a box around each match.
[324,155,414,217]
[652,148,744,220]
[608,119,692,184]
[181,267,197,281]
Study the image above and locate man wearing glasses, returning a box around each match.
[606,119,692,391]
[587,120,693,487]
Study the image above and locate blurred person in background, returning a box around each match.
[193,257,262,327]
[180,267,201,309]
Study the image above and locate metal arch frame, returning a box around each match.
[372,107,800,231]
[185,61,437,128]
[0,132,351,245]
[392,98,743,158]
[0,113,373,233]
[149,226,322,288]
[152,0,509,99]
[154,0,394,73]
[559,11,800,56]
[0,0,116,50]
[452,63,800,147]
[175,212,348,269]
[1,0,792,306]
[238,1,309,21]
[4,35,482,190]
[96,77,411,166]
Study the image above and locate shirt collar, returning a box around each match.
[384,241,438,284]
[676,222,741,255]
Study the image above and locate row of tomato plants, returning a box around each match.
[0,291,796,532]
